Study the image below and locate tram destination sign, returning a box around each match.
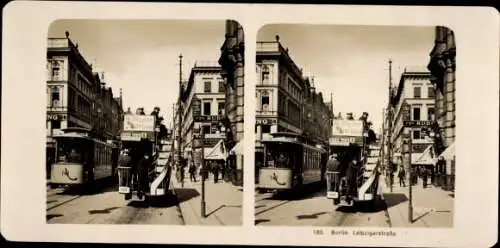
[403,120,433,127]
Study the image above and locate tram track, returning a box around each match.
[47,195,83,211]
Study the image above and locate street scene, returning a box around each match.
[45,19,244,225]
[254,25,455,227]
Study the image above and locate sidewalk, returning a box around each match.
[380,175,454,228]
[171,170,243,226]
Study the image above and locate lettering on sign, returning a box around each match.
[194,115,221,123]
[124,115,155,132]
[403,120,433,127]
[332,120,364,137]
[256,118,277,125]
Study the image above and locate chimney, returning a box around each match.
[65,31,69,38]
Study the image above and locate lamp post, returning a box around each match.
[408,130,413,223]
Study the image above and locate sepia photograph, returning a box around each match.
[254,24,455,228]
[45,19,244,225]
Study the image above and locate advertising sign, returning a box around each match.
[123,114,155,132]
[329,136,364,146]
[331,119,364,137]
[403,120,434,127]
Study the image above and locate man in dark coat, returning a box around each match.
[137,152,152,199]
[326,154,341,192]
[346,158,360,202]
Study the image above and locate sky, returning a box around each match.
[48,19,226,128]
[258,24,435,133]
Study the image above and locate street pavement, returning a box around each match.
[46,178,184,225]
[171,168,243,226]
[255,180,391,227]
[380,175,454,227]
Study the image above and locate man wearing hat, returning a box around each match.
[326,153,342,192]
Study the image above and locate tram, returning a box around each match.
[49,128,117,189]
[257,132,328,192]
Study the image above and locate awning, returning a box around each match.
[229,141,243,155]
[439,142,455,161]
[414,145,437,165]
[205,139,227,160]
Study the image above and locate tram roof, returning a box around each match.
[263,135,327,153]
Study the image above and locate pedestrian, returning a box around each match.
[422,167,428,188]
[346,158,360,204]
[213,162,220,183]
[325,154,341,192]
[398,166,406,187]
[137,152,152,199]
[188,160,197,182]
[179,157,186,187]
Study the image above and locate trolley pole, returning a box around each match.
[387,59,394,193]
[200,128,206,218]
[408,128,413,223]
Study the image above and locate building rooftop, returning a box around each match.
[403,66,430,74]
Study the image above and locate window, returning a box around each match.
[413,130,421,139]
[51,120,61,129]
[218,81,225,93]
[203,102,211,116]
[412,107,421,121]
[428,108,435,121]
[261,125,271,133]
[262,65,270,81]
[202,125,210,135]
[428,87,435,98]
[51,60,61,80]
[51,87,60,107]
[261,91,270,111]
[204,81,211,93]
[218,102,225,115]
[413,87,421,98]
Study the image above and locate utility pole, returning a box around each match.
[176,54,183,171]
[408,127,413,223]
[380,108,386,180]
[387,59,394,193]
[200,128,206,218]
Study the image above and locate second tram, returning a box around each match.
[257,132,327,192]
[49,128,117,189]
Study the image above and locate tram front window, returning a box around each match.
[264,143,300,169]
[56,138,88,164]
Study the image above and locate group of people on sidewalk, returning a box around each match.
[176,157,230,186]
[392,156,451,190]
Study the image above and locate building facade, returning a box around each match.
[255,36,333,170]
[47,32,95,137]
[178,63,226,156]
[218,20,245,186]
[427,26,456,180]
[390,67,435,175]
[46,32,123,176]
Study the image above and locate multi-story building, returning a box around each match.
[219,20,245,186]
[46,32,123,174]
[255,36,333,168]
[427,26,456,178]
[47,32,95,136]
[390,67,435,174]
[178,62,226,156]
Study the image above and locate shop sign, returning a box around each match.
[47,114,66,121]
[194,115,221,122]
[256,118,277,125]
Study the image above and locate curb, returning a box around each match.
[379,176,407,228]
[169,180,186,225]
[170,175,203,225]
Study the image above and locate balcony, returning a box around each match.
[257,42,280,53]
[47,38,70,49]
